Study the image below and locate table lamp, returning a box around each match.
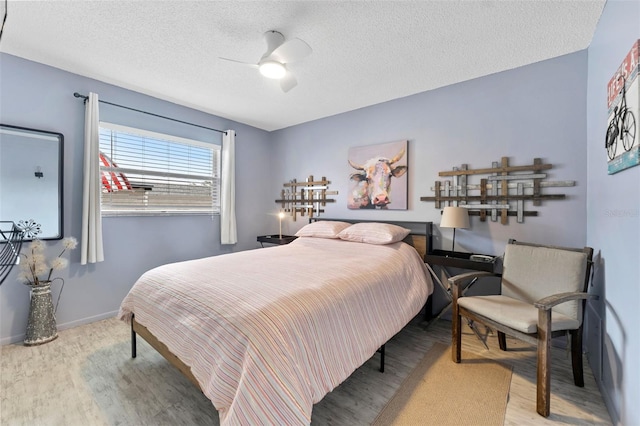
[440,206,470,252]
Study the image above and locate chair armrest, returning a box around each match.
[448,271,495,289]
[534,292,599,310]
[449,271,495,302]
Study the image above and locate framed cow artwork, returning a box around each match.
[347,140,408,210]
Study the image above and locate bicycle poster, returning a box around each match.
[606,39,639,175]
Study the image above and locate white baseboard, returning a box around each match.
[0,310,119,346]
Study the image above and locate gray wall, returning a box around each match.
[0,53,275,343]
[272,52,588,254]
[586,1,640,425]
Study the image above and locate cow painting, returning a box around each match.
[347,141,408,210]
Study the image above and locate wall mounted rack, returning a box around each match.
[276,175,338,221]
[420,157,575,224]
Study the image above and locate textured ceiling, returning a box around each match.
[0,1,605,131]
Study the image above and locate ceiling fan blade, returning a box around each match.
[280,71,297,93]
[219,57,258,68]
[270,38,312,64]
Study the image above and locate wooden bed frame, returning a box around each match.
[130,220,433,397]
[131,316,202,390]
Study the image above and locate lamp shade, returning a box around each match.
[440,206,470,229]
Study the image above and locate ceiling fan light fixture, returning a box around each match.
[220,30,310,91]
[259,60,286,79]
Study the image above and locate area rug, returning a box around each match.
[372,342,512,426]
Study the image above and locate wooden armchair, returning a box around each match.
[450,240,594,417]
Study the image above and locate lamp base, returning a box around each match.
[451,228,457,253]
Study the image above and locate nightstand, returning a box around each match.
[257,235,297,247]
[424,250,501,339]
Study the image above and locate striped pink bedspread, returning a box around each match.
[118,237,432,425]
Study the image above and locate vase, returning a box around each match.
[24,281,58,346]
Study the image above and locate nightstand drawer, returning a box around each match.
[424,249,499,273]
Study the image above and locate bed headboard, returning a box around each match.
[309,218,433,261]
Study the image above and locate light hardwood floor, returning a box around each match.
[0,316,611,425]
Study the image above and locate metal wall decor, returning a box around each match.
[420,157,575,224]
[276,175,337,221]
[0,221,24,284]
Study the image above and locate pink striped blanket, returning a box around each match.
[118,237,432,425]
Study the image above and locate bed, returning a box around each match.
[118,220,433,425]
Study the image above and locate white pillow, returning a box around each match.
[295,221,352,239]
[337,222,411,245]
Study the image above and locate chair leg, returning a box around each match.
[570,328,584,387]
[498,331,507,351]
[452,305,462,363]
[537,309,552,417]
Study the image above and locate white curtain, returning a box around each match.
[220,130,237,244]
[80,92,104,264]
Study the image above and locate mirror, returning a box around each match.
[0,124,63,240]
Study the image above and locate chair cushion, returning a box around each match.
[502,244,588,322]
[458,295,581,334]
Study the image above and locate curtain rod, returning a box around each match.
[73,92,227,135]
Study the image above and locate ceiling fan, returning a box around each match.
[220,30,312,92]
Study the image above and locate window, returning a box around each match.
[99,122,220,215]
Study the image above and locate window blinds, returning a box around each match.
[99,122,220,215]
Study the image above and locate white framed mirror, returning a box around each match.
[0,124,64,240]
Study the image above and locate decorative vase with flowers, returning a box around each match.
[17,237,77,346]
